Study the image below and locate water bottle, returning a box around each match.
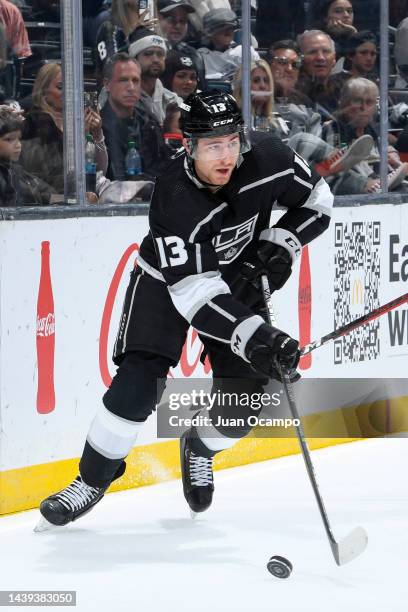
[125,141,142,179]
[85,133,96,192]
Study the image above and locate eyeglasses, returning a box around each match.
[272,56,302,69]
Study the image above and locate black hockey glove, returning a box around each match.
[245,323,300,382]
[241,242,293,292]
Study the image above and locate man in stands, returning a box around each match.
[129,30,181,125]
[101,52,168,180]
[296,29,337,117]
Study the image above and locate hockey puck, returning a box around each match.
[266,555,293,579]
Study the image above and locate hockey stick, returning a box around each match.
[261,275,368,565]
[301,291,408,356]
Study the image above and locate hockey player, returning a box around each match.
[38,90,333,528]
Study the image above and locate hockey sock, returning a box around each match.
[79,403,143,488]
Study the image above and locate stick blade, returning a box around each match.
[331,526,368,565]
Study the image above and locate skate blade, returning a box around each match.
[34,516,61,533]
[190,509,198,519]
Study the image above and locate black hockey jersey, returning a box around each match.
[137,133,333,359]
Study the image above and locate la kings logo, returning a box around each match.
[213,213,258,264]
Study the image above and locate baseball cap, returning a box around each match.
[157,0,195,14]
[161,50,198,89]
[203,8,239,34]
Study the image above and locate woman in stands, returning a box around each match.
[314,0,357,58]
[20,62,107,194]
[161,50,198,100]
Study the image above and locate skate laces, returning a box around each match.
[189,452,213,487]
[56,477,102,512]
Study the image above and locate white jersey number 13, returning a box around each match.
[156,236,188,268]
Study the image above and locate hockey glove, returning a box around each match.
[245,323,300,382]
[241,242,293,292]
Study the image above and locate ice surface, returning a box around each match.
[1,438,407,612]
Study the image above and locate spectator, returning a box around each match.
[296,29,338,117]
[0,0,31,59]
[345,30,377,78]
[313,0,357,58]
[0,106,55,205]
[268,40,308,102]
[232,58,372,184]
[197,7,259,85]
[161,49,198,99]
[327,30,378,103]
[233,59,281,132]
[268,39,322,136]
[94,0,154,85]
[20,63,107,192]
[101,52,169,180]
[323,77,408,192]
[156,0,206,88]
[129,30,180,124]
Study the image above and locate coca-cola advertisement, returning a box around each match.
[36,241,56,414]
[298,246,312,371]
[99,243,212,387]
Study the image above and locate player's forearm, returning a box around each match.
[167,272,261,344]
[274,178,333,248]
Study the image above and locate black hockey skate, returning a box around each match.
[180,430,215,515]
[35,476,107,531]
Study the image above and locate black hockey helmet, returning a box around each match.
[180,89,251,155]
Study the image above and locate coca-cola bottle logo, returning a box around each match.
[36,313,55,337]
[36,240,56,414]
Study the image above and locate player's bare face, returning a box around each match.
[193,133,240,187]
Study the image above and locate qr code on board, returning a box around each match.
[334,221,380,364]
